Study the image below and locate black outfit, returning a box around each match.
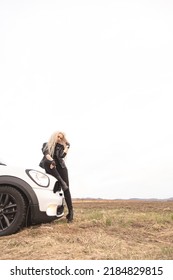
[40,142,73,222]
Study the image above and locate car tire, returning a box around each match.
[0,186,27,236]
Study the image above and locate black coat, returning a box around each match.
[53,143,67,168]
[40,142,67,169]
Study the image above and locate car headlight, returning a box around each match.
[26,169,50,187]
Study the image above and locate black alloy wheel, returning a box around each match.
[0,186,27,236]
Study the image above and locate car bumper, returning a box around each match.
[33,188,64,212]
[29,202,64,225]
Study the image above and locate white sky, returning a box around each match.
[1,0,173,199]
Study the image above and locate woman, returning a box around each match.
[40,131,73,223]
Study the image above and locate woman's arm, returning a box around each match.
[55,144,69,159]
[41,143,56,169]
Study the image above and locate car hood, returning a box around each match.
[0,164,57,190]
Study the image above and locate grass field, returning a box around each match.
[0,199,173,260]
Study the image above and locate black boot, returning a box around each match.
[64,189,73,222]
[66,209,73,223]
[53,181,61,193]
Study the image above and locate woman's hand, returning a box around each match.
[45,155,56,169]
[66,142,70,148]
[64,145,69,153]
[50,160,56,169]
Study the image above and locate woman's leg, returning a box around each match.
[57,167,73,222]
[44,161,68,191]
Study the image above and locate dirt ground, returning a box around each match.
[0,199,173,260]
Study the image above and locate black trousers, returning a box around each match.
[44,160,73,212]
[56,164,73,212]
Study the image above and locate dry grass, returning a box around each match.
[0,199,173,260]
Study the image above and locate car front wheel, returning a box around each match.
[0,186,27,236]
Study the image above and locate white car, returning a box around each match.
[0,160,64,236]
